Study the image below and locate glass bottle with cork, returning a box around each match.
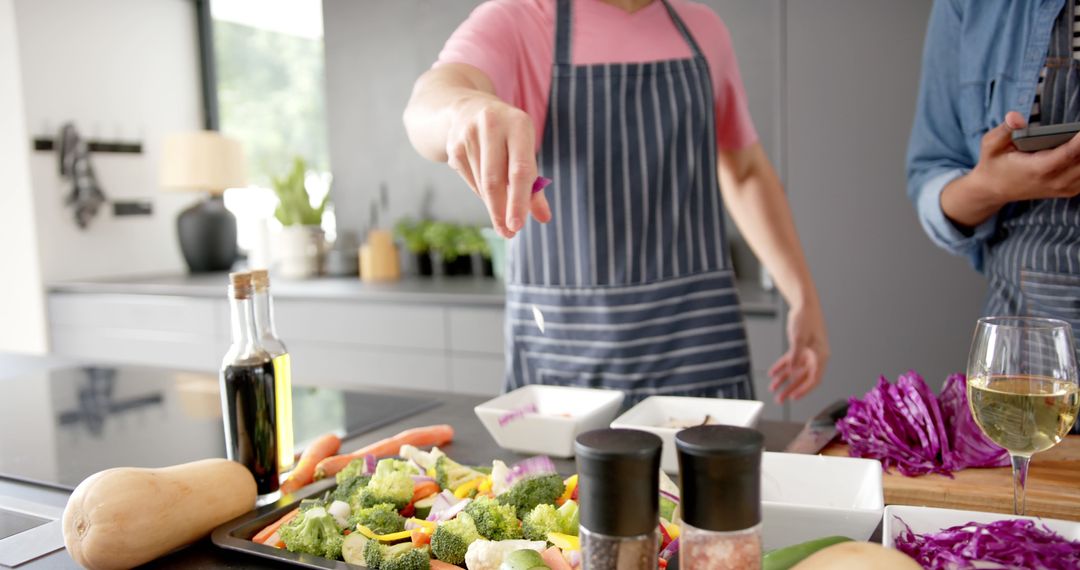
[574,428,663,570]
[220,271,280,502]
[250,269,294,473]
[676,425,764,570]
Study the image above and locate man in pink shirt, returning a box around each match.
[404,0,828,405]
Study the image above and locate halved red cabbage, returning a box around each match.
[894,517,1080,569]
[836,371,1008,477]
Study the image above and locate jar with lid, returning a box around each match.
[676,425,764,570]
[574,428,662,570]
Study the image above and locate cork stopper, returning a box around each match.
[250,269,270,291]
[229,271,253,299]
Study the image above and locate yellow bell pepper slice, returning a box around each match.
[355,525,415,543]
[478,476,493,493]
[453,477,483,498]
[548,532,580,551]
[407,518,436,530]
[661,519,680,540]
[557,474,578,505]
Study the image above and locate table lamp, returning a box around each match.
[160,131,246,273]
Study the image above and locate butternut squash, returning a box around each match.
[792,542,921,570]
[62,458,257,570]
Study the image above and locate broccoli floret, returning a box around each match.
[556,500,579,536]
[464,496,523,541]
[336,457,369,484]
[332,474,371,503]
[497,474,565,520]
[522,504,559,542]
[434,455,486,492]
[365,541,431,570]
[430,512,483,565]
[280,506,345,560]
[351,502,406,535]
[357,459,416,509]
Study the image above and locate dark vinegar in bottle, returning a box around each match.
[222,359,279,495]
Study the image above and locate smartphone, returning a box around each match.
[1012,121,1080,151]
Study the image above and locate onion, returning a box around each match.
[363,454,377,475]
[412,475,437,485]
[659,537,680,561]
[498,403,538,427]
[427,490,465,521]
[432,498,471,522]
[659,490,680,504]
[505,456,557,488]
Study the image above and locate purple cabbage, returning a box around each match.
[894,517,1080,569]
[836,371,1008,477]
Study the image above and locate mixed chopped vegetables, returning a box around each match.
[836,371,1009,477]
[253,447,683,570]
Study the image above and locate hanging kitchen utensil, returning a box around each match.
[57,123,107,229]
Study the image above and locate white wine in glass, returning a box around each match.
[966,317,1080,515]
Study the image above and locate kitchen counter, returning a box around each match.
[1,354,800,569]
[46,272,781,316]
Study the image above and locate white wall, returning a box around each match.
[14,0,203,282]
[0,0,47,353]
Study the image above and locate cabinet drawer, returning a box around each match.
[447,308,505,355]
[49,294,221,337]
[275,301,445,350]
[287,341,448,392]
[50,328,220,372]
[449,355,505,396]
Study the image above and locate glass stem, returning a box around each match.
[1010,453,1031,516]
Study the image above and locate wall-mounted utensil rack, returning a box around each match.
[32,137,142,154]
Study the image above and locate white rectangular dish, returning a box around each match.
[610,395,763,472]
[474,385,624,457]
[760,452,884,551]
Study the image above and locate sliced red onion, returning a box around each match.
[426,490,465,521]
[659,490,680,504]
[432,498,471,522]
[505,456,557,488]
[498,403,538,427]
[659,537,680,561]
[412,475,437,485]
[364,454,377,475]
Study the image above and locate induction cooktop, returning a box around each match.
[0,365,440,491]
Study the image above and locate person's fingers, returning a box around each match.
[478,123,512,238]
[787,350,822,400]
[448,143,480,195]
[530,192,552,223]
[982,111,1025,155]
[505,117,537,233]
[1034,126,1080,179]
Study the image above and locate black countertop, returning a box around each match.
[0,354,799,569]
[46,273,781,316]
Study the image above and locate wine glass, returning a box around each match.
[966,316,1080,515]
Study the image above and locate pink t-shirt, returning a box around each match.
[436,0,758,151]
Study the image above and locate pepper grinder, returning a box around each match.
[575,429,662,570]
[676,425,764,570]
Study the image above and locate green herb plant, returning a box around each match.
[272,156,328,226]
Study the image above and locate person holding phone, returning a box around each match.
[404,0,828,405]
[908,0,1080,431]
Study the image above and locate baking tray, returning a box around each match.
[212,476,363,569]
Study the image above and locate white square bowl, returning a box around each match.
[760,452,884,551]
[609,396,764,473]
[474,385,625,458]
[882,505,1080,549]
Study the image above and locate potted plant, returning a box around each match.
[457,225,493,277]
[271,157,328,279]
[424,221,472,276]
[394,217,433,276]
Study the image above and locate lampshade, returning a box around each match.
[159,131,246,194]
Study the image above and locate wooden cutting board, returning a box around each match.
[821,436,1080,521]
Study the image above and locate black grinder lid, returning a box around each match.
[574,429,662,537]
[675,425,764,532]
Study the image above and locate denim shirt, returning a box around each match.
[906,0,1065,272]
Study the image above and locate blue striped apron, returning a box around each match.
[984,1,1080,432]
[504,0,754,406]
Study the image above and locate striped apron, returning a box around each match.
[984,1,1080,432]
[504,0,754,406]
